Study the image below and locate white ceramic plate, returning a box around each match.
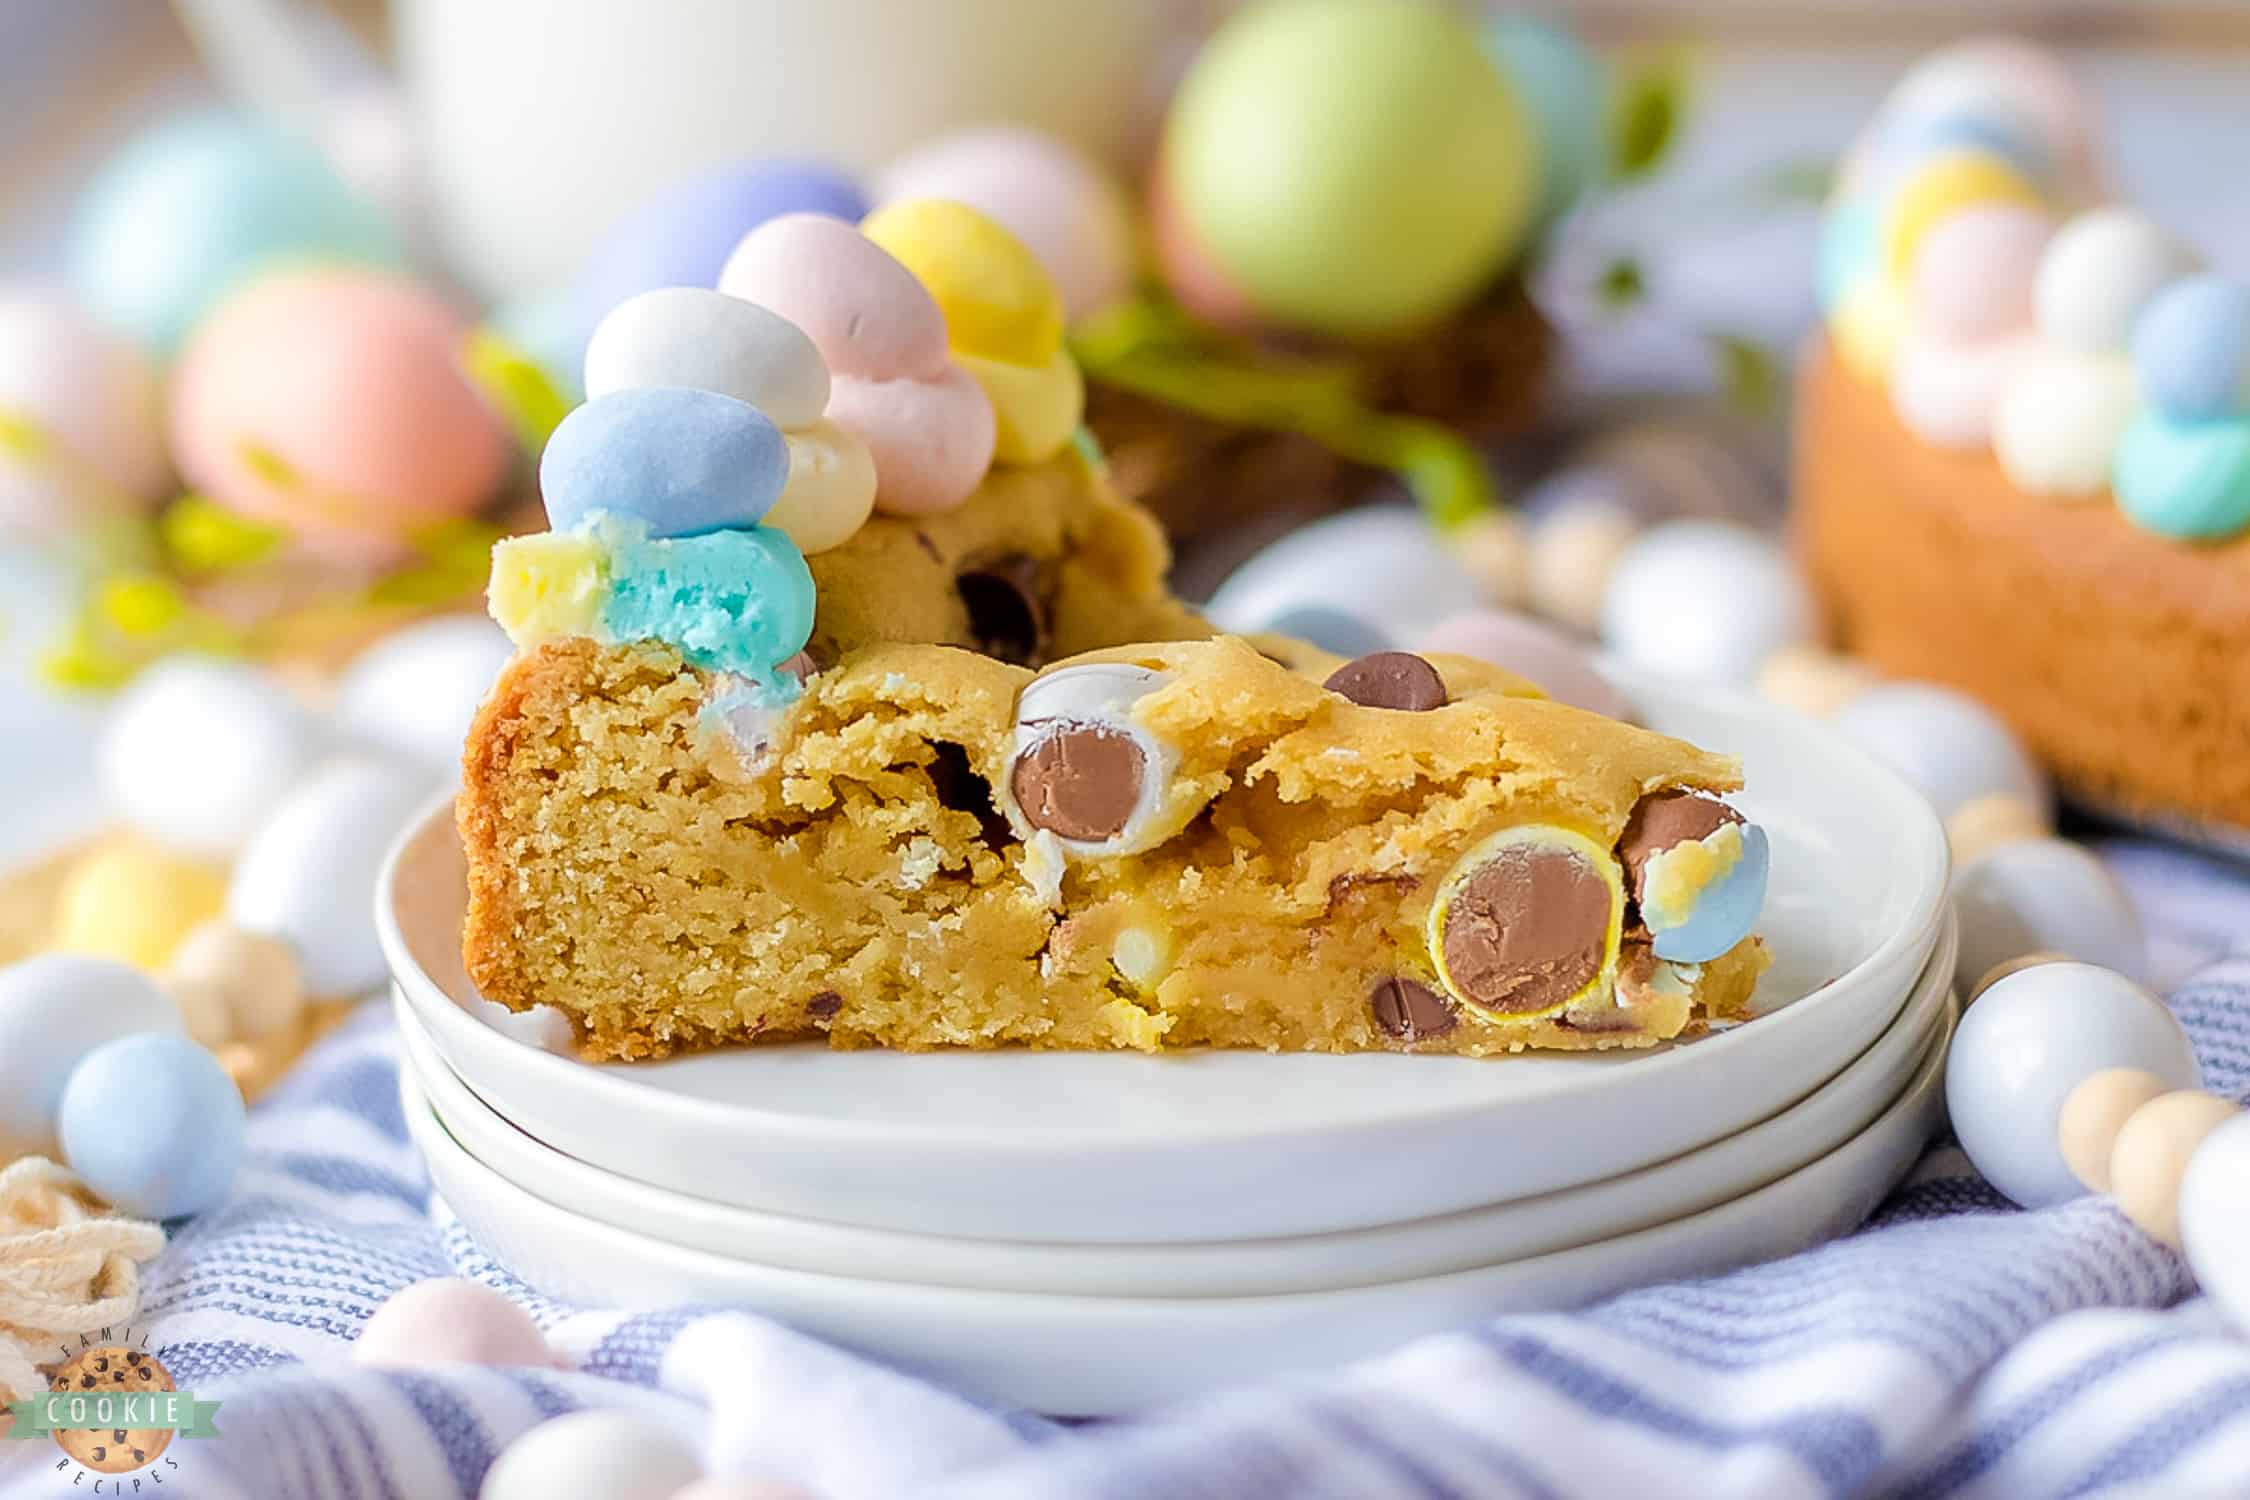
[379,677,1949,1242]
[398,913,1954,1297]
[411,1004,1951,1417]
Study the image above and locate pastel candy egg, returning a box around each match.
[718,214,947,381]
[1885,38,2101,194]
[53,843,226,972]
[1951,836,2148,994]
[60,1032,245,1219]
[1991,350,2137,498]
[1889,328,2036,450]
[1419,610,1632,721]
[604,525,816,681]
[860,199,1065,366]
[2179,1114,2250,1333]
[1207,506,1483,644]
[227,756,431,996]
[100,656,323,860]
[541,388,789,538]
[1830,274,1909,384]
[334,616,517,779]
[0,955,183,1159]
[1831,682,2047,821]
[1946,961,2195,1208]
[1598,521,1814,686]
[583,288,829,430]
[1871,104,2058,196]
[2131,274,2250,421]
[169,268,512,564]
[1880,150,2043,284]
[488,532,611,647]
[1909,203,2051,342]
[825,365,996,517]
[0,289,166,539]
[1268,606,1392,660]
[1480,17,1605,233]
[1816,199,1881,317]
[482,1411,703,1500]
[871,127,1136,323]
[1163,0,1536,338]
[352,1279,554,1369]
[766,419,878,555]
[1616,791,1770,963]
[163,920,305,1045]
[957,348,1084,465]
[1148,158,1261,330]
[67,110,405,354]
[571,160,867,350]
[2034,209,2196,354]
[2114,411,2250,542]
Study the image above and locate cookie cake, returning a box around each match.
[460,200,1772,1062]
[1797,39,2250,835]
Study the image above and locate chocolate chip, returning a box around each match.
[957,553,1050,666]
[1010,725,1145,841]
[1440,842,1614,1015]
[1326,871,1421,911]
[807,992,842,1018]
[913,530,944,564]
[1617,790,1742,906]
[1370,977,1458,1041]
[1324,652,1447,711]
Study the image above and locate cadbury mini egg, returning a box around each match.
[1616,791,1768,963]
[541,387,790,538]
[2132,274,2250,422]
[60,1032,245,1220]
[2114,410,2250,542]
[0,955,183,1159]
[2034,208,2196,354]
[0,288,167,539]
[1427,824,1623,1022]
[99,656,324,860]
[583,287,830,430]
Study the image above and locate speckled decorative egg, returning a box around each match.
[1598,521,1814,686]
[352,1279,554,1369]
[1161,0,1536,338]
[0,289,166,539]
[1420,609,1633,720]
[100,656,323,860]
[59,1032,244,1220]
[2179,1113,2250,1333]
[0,955,182,1159]
[169,268,512,563]
[1480,17,1604,233]
[67,110,404,355]
[1909,203,2051,343]
[2113,410,2250,542]
[1946,961,2196,1208]
[1951,836,2148,993]
[479,1411,703,1500]
[332,616,516,779]
[873,127,1136,323]
[1830,682,2047,821]
[1206,506,1483,644]
[2034,209,2196,354]
[226,756,430,996]
[2132,274,2250,422]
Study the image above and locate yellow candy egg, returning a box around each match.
[861,199,1065,368]
[957,347,1085,465]
[488,532,610,645]
[767,419,879,555]
[1832,275,1910,384]
[1882,150,2045,284]
[53,841,227,972]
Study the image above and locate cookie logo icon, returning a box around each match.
[4,1334,218,1481]
[47,1346,175,1474]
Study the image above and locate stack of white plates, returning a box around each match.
[377,679,1956,1416]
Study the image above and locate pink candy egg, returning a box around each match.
[717,213,948,381]
[169,269,510,564]
[873,127,1137,323]
[0,288,167,538]
[1910,204,2051,343]
[351,1278,555,1369]
[828,364,996,516]
[1148,159,1259,331]
[1890,327,2037,450]
[1419,609,1633,721]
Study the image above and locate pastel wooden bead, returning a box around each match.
[1908,203,2051,343]
[2109,1091,2238,1247]
[583,288,830,430]
[718,213,947,382]
[353,1278,553,1369]
[164,920,306,1044]
[2058,1067,2170,1191]
[480,1411,702,1500]
[1528,501,1640,634]
[766,419,878,554]
[1755,644,1876,720]
[1451,510,1530,608]
[1832,682,2047,821]
[52,843,226,973]
[1951,837,2147,995]
[1946,792,2053,867]
[1968,950,2069,1005]
[1991,349,2138,498]
[2034,209,2196,354]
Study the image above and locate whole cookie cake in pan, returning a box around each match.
[460,202,1771,1062]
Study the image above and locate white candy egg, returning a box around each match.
[334,616,516,780]
[1946,961,2197,1208]
[2034,209,2196,355]
[1597,521,1813,686]
[0,955,182,1158]
[1831,682,2047,821]
[0,287,167,537]
[479,1410,702,1500]
[1990,349,2138,498]
[1910,204,2051,344]
[1206,506,1482,644]
[227,757,430,996]
[100,657,323,859]
[2180,1113,2250,1334]
[1951,836,2147,992]
[584,287,829,431]
[1890,328,2036,450]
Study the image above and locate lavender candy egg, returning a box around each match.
[541,388,790,538]
[353,1279,554,1369]
[1951,836,2148,994]
[1206,506,1483,644]
[2131,274,2250,422]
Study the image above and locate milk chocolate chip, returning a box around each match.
[1010,725,1147,841]
[1369,976,1458,1041]
[1437,839,1615,1016]
[1324,651,1447,711]
[957,553,1050,665]
[1618,790,1742,905]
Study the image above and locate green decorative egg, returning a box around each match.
[1163,0,1537,340]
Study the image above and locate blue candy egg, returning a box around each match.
[1872,106,2057,194]
[68,110,404,354]
[2132,274,2250,422]
[604,524,816,681]
[1481,17,1605,233]
[1264,606,1394,659]
[570,160,867,355]
[1647,820,1770,964]
[541,387,790,537]
[1817,197,1880,316]
[59,1032,245,1220]
[2114,410,2250,542]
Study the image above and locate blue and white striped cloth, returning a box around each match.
[6,837,2248,1500]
